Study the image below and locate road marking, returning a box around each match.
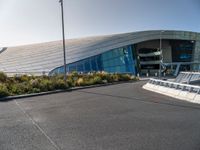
[14,100,61,150]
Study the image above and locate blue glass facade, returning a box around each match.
[171,40,194,62]
[49,45,137,75]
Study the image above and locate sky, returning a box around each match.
[0,0,200,47]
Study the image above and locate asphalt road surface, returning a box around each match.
[0,81,200,150]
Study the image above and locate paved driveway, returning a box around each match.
[0,81,200,150]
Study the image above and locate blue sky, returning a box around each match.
[0,0,199,46]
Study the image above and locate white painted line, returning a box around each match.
[14,100,61,150]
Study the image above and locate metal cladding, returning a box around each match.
[0,30,200,76]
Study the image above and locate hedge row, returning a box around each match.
[0,72,138,98]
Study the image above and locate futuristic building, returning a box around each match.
[0,30,200,76]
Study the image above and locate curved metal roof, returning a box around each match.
[0,30,199,75]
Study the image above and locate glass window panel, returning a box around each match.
[57,68,61,73]
[119,48,124,56]
[114,58,119,66]
[110,67,116,73]
[91,57,97,71]
[102,52,108,61]
[66,66,69,72]
[84,59,91,72]
[112,49,118,57]
[107,60,113,67]
[119,56,125,65]
[116,66,121,73]
[97,55,103,71]
[120,66,126,72]
[50,44,137,76]
[69,65,76,72]
[59,67,64,73]
[111,58,116,66]
[107,50,113,59]
[123,47,128,55]
[128,64,135,74]
[103,60,109,68]
[77,63,84,72]
[104,67,109,72]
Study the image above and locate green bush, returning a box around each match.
[71,71,78,77]
[9,83,31,95]
[76,78,84,86]
[0,72,7,82]
[51,74,64,80]
[19,75,30,82]
[30,79,41,88]
[0,84,9,97]
[39,79,54,92]
[118,74,131,81]
[31,88,41,93]
[67,78,74,87]
[110,74,119,82]
[53,79,69,89]
[0,71,138,98]
[93,76,102,84]
[130,75,137,81]
[95,72,112,82]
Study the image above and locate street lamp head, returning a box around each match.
[59,0,62,3]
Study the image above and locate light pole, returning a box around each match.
[159,30,165,79]
[59,0,67,83]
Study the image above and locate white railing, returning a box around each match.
[148,78,200,95]
[175,72,200,83]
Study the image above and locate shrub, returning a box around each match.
[0,71,137,97]
[19,75,30,82]
[93,76,102,84]
[102,79,108,84]
[39,79,54,91]
[0,72,7,82]
[13,74,22,82]
[96,72,112,82]
[111,74,119,82]
[31,88,41,93]
[30,79,41,88]
[0,84,9,97]
[118,74,131,81]
[10,84,23,95]
[9,83,31,95]
[71,71,78,77]
[53,79,69,89]
[51,74,64,80]
[130,75,137,81]
[75,77,87,86]
[76,78,84,86]
[67,78,74,87]
[67,73,79,86]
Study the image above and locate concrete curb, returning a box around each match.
[0,80,137,101]
[143,83,200,104]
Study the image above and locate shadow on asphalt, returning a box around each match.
[78,90,200,111]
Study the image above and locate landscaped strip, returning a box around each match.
[0,72,138,98]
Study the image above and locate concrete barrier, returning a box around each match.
[143,79,200,104]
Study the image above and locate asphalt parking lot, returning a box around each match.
[0,81,200,150]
